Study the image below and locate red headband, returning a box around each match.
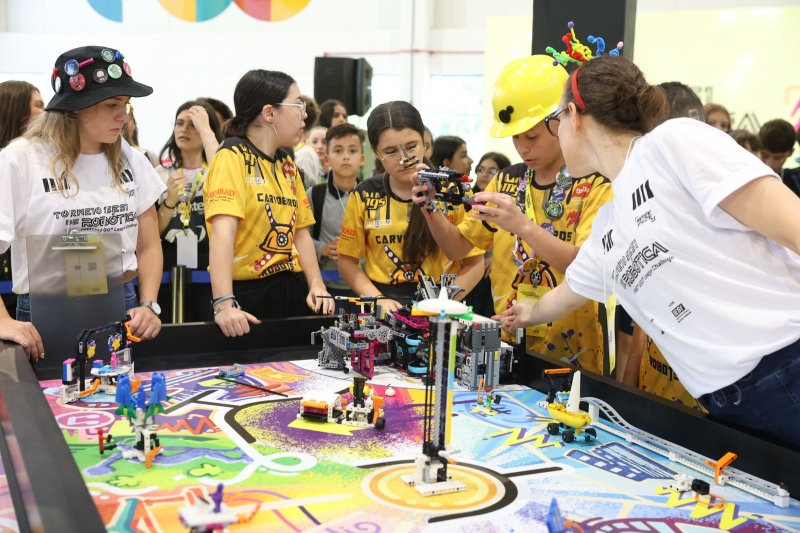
[572,65,586,111]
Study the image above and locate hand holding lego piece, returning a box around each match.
[127,305,161,340]
[415,168,473,214]
[470,191,530,233]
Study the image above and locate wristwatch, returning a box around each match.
[140,301,162,316]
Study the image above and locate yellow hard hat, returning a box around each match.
[490,55,569,138]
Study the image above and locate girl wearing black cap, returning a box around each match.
[204,70,334,338]
[0,46,166,361]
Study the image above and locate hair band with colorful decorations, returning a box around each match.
[548,21,623,66]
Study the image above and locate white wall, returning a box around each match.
[0,0,797,154]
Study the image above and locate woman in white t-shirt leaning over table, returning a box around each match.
[0,45,166,361]
[496,55,800,444]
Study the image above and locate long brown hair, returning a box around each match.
[0,81,39,149]
[24,110,126,197]
[159,100,222,169]
[367,101,437,268]
[564,56,669,135]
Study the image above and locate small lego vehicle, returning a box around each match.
[297,391,344,423]
[541,369,596,443]
[342,376,386,430]
[218,364,246,378]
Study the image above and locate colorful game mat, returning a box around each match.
[25,360,800,532]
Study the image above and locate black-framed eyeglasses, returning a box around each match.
[544,108,565,138]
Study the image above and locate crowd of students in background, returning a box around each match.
[1,46,799,442]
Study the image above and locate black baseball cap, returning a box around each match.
[46,45,153,111]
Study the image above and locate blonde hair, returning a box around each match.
[24,109,127,197]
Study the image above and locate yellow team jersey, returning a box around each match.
[204,138,314,280]
[338,173,480,287]
[458,163,612,373]
[640,338,706,411]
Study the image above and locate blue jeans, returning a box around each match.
[16,281,139,322]
[698,337,800,446]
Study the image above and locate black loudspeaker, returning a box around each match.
[532,0,636,63]
[314,57,372,117]
[354,58,372,116]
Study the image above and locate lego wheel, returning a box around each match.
[547,423,560,435]
[562,430,575,443]
[584,428,597,441]
[375,417,386,430]
[343,367,350,374]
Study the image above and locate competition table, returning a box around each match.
[1,317,799,533]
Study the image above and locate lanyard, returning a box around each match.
[512,167,571,278]
[179,163,207,231]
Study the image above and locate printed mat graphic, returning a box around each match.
[24,361,799,532]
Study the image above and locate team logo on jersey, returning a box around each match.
[572,182,592,199]
[362,192,388,214]
[256,203,296,272]
[631,180,654,210]
[497,174,519,195]
[384,245,425,284]
[245,176,266,185]
[566,210,582,229]
[282,161,296,178]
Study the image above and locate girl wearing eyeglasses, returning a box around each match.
[338,101,484,312]
[413,55,612,374]
[473,152,511,193]
[0,45,166,360]
[205,70,333,338]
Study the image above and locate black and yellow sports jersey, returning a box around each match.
[458,163,612,373]
[204,137,314,280]
[640,338,705,411]
[338,173,479,287]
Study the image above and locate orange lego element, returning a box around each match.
[694,493,728,508]
[301,399,330,411]
[124,322,141,343]
[371,396,385,425]
[145,444,162,468]
[705,452,738,483]
[79,378,100,396]
[544,368,573,375]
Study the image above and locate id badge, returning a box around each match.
[518,283,551,337]
[176,231,198,269]
[606,293,617,373]
[64,238,108,297]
